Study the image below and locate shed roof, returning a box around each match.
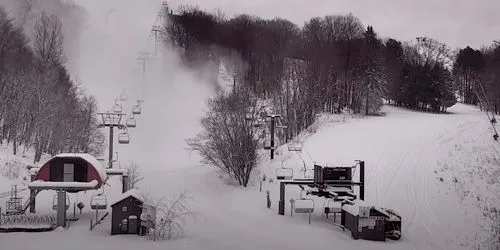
[110,189,145,207]
[52,153,108,182]
[341,199,372,216]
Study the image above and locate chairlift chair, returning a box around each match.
[94,136,105,144]
[112,99,123,113]
[132,104,141,115]
[288,140,303,152]
[263,139,275,150]
[294,191,314,214]
[126,116,137,128]
[90,194,108,210]
[275,118,288,129]
[293,190,315,224]
[52,194,70,211]
[118,130,130,144]
[119,92,128,102]
[276,161,294,180]
[324,198,341,220]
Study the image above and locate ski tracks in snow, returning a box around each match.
[381,150,410,207]
[373,145,389,206]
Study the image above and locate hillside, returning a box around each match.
[0,102,498,250]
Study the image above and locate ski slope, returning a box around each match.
[1,103,498,250]
[0,1,498,249]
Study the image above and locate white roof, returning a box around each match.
[341,199,371,216]
[104,168,129,176]
[110,188,144,207]
[51,153,108,182]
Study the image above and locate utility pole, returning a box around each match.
[97,112,126,168]
[264,114,287,160]
[152,25,161,54]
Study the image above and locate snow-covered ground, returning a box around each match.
[0,103,498,250]
[0,1,498,249]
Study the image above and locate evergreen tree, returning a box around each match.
[358,26,387,115]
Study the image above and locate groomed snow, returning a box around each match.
[1,103,498,250]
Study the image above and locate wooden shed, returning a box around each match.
[110,189,144,235]
[33,153,108,192]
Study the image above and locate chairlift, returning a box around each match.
[263,139,275,150]
[254,122,263,128]
[94,136,105,144]
[293,190,315,224]
[276,161,293,180]
[118,130,130,144]
[52,194,70,211]
[126,116,137,128]
[294,198,314,213]
[132,104,141,115]
[119,92,128,102]
[324,198,341,220]
[288,140,303,152]
[275,118,288,129]
[112,99,122,113]
[90,194,108,210]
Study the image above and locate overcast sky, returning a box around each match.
[164,0,499,50]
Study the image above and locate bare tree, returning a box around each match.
[125,161,144,190]
[33,11,65,70]
[187,86,263,187]
[142,191,198,241]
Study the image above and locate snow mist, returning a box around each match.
[70,0,216,169]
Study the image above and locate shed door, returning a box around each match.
[120,219,128,233]
[128,216,138,234]
[63,163,74,182]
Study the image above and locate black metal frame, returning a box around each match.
[278,161,365,215]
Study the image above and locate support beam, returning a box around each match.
[109,125,114,168]
[359,161,365,201]
[56,190,67,228]
[122,175,129,193]
[29,174,36,213]
[279,182,286,215]
[270,117,275,160]
[278,161,366,216]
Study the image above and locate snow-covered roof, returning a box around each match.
[104,168,129,176]
[341,199,372,216]
[28,168,40,175]
[110,188,144,207]
[51,153,108,182]
[28,180,98,190]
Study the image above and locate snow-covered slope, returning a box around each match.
[1,103,498,250]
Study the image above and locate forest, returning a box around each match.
[174,5,500,186]
[0,6,103,163]
[165,6,499,135]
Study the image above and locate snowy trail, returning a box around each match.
[263,104,490,250]
[1,103,493,250]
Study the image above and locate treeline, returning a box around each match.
[163,5,460,138]
[453,45,500,114]
[0,7,103,163]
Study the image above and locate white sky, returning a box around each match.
[165,0,499,50]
